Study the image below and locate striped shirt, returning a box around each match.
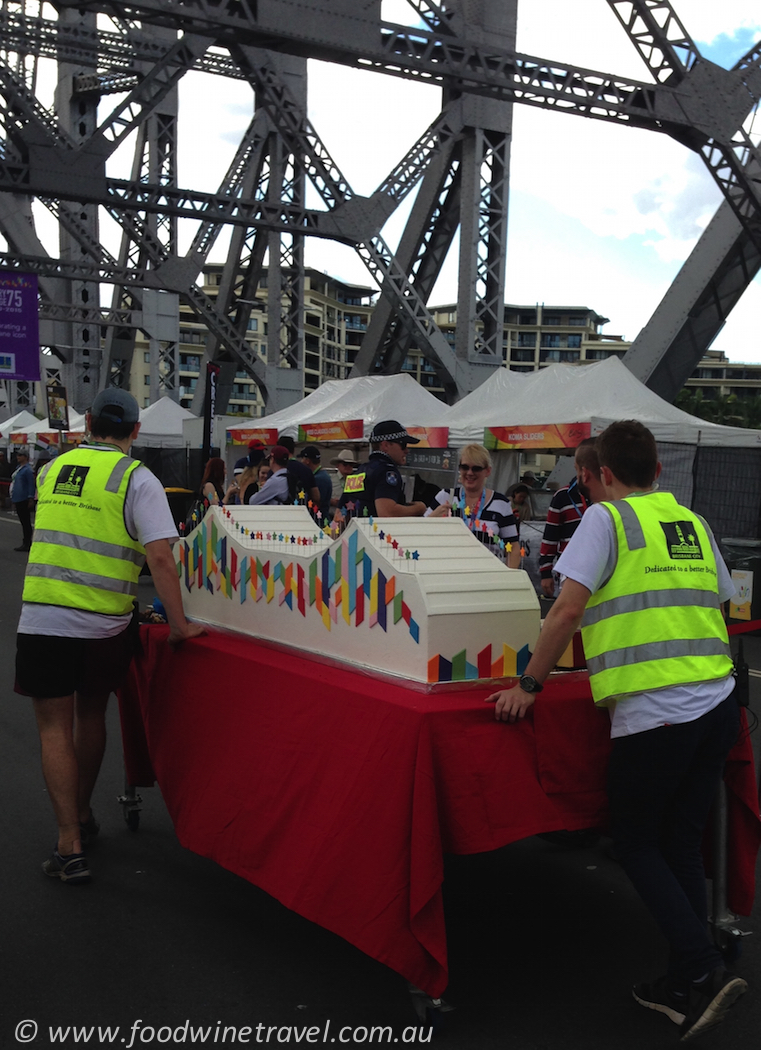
[431,486,519,555]
[538,479,588,580]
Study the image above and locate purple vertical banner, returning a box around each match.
[0,272,40,381]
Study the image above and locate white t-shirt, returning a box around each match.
[555,502,737,738]
[18,447,178,639]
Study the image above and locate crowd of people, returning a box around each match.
[193,420,528,567]
[8,402,749,1042]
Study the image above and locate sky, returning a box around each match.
[27,1,761,364]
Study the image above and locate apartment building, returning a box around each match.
[130,265,375,417]
[682,349,761,401]
[127,268,760,411]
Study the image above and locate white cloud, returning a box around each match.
[517,0,761,69]
[711,279,761,362]
[674,0,761,45]
[305,62,440,198]
[515,0,651,79]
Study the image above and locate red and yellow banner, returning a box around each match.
[406,426,449,449]
[298,419,363,443]
[227,427,279,446]
[484,422,591,450]
[10,431,85,446]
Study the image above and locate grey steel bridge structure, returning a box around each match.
[0,0,760,415]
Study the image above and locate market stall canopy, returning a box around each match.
[8,410,86,449]
[227,374,446,444]
[0,409,39,437]
[442,358,761,448]
[136,396,197,448]
[24,409,86,432]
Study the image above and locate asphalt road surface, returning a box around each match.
[1,506,759,1049]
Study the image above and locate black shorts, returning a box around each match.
[15,627,136,699]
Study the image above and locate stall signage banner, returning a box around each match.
[730,570,753,621]
[406,447,455,471]
[0,272,40,381]
[298,419,363,443]
[227,427,279,446]
[406,426,449,449]
[484,422,591,450]
[11,431,84,447]
[35,431,84,449]
[46,384,69,431]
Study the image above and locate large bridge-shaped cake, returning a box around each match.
[177,506,540,686]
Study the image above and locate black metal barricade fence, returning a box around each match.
[658,442,761,542]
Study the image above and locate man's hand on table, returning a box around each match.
[486,684,535,723]
[485,579,592,724]
[168,621,206,649]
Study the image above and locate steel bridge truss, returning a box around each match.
[0,0,759,413]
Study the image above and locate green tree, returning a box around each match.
[738,395,761,430]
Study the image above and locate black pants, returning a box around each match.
[607,692,740,986]
[14,499,33,548]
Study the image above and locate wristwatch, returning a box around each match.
[519,674,544,694]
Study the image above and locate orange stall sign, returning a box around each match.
[297,419,363,443]
[227,427,279,446]
[484,422,591,450]
[406,426,449,449]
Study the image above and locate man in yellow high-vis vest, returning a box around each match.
[487,421,746,1043]
[14,388,203,885]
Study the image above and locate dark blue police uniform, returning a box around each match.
[338,451,406,517]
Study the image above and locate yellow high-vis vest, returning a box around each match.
[23,447,146,616]
[581,492,732,706]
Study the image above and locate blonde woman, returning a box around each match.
[428,443,521,567]
[236,464,258,505]
[238,461,272,505]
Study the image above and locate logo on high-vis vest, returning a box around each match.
[53,464,90,498]
[661,520,703,560]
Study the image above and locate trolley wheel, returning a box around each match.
[117,790,143,832]
[423,1005,445,1036]
[714,925,749,965]
[408,984,454,1036]
[719,932,744,965]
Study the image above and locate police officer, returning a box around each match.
[487,420,746,1042]
[339,420,427,519]
[15,388,203,884]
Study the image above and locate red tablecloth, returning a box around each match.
[119,626,761,997]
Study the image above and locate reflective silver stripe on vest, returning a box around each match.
[615,500,646,551]
[33,529,144,565]
[583,587,720,627]
[586,636,731,674]
[105,456,135,493]
[25,562,139,596]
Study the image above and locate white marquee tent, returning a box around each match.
[9,409,86,440]
[226,373,445,443]
[0,409,39,437]
[136,396,197,448]
[442,358,761,448]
